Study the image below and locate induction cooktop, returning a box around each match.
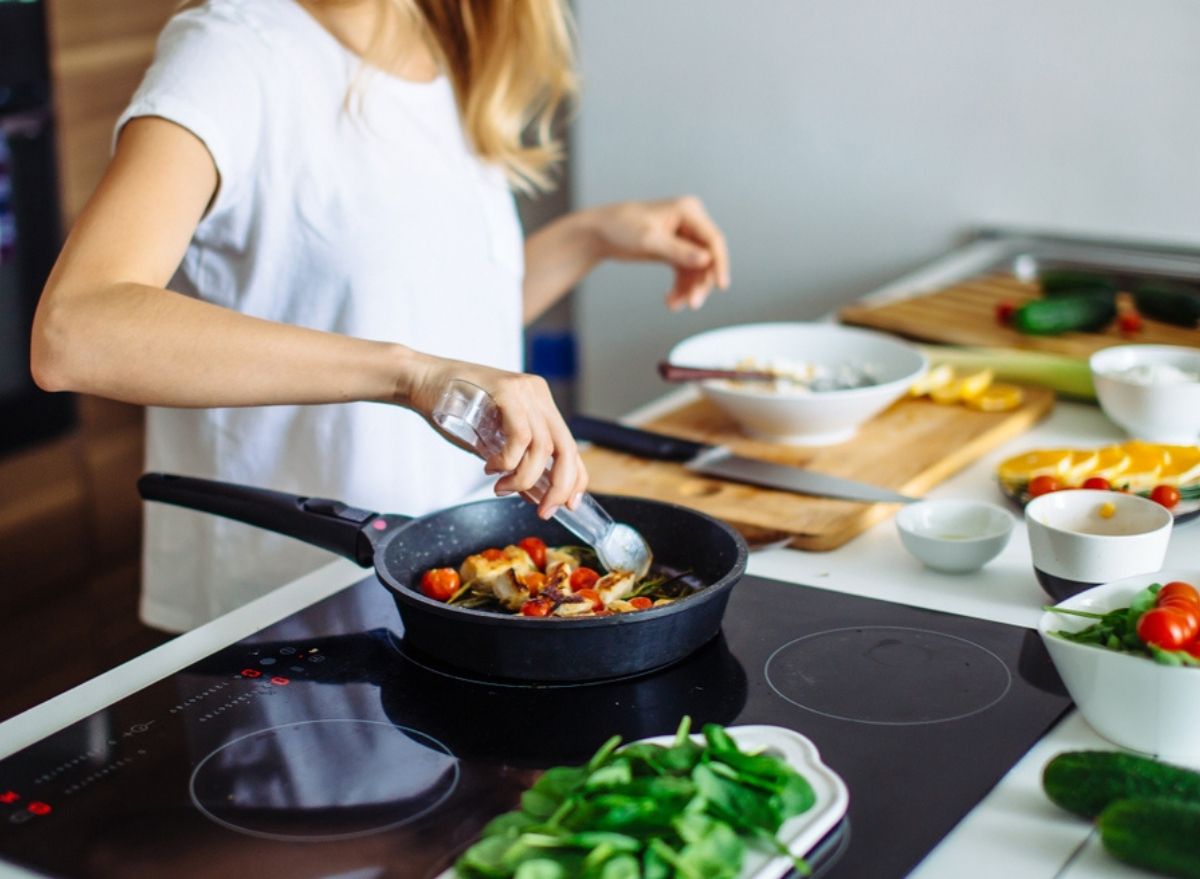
[0,574,1071,878]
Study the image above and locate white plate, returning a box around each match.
[439,724,850,879]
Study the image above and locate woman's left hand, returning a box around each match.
[586,196,731,311]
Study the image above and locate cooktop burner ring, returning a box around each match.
[764,625,1013,726]
[189,719,459,842]
[386,630,655,689]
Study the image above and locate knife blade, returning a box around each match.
[569,415,919,505]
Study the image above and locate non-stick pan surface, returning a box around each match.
[139,474,748,682]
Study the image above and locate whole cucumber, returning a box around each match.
[1134,283,1200,328]
[1100,798,1200,879]
[1013,295,1116,335]
[1043,750,1200,819]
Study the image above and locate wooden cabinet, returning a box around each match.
[0,0,176,722]
[46,0,177,220]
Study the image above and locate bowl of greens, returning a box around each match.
[449,718,849,879]
[1038,569,1200,762]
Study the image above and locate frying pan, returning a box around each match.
[138,473,748,682]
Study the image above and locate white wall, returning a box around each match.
[571,0,1200,415]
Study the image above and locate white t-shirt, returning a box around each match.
[118,0,524,631]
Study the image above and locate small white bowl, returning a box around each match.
[895,499,1015,573]
[667,323,927,445]
[1090,344,1200,444]
[1025,489,1173,602]
[1038,569,1200,762]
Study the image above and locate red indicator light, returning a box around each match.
[0,791,18,804]
[240,668,262,678]
[371,519,387,531]
[27,802,51,816]
[270,676,290,686]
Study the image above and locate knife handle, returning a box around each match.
[569,415,709,462]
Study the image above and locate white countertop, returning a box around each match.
[1,398,1194,879]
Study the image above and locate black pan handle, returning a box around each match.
[138,473,393,566]
[568,415,709,462]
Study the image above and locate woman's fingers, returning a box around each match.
[488,374,585,518]
[675,197,730,290]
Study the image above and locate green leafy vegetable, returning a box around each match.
[1047,584,1200,667]
[455,718,817,879]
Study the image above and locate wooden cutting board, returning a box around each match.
[839,274,1200,357]
[580,387,1054,551]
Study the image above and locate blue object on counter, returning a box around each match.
[528,329,577,381]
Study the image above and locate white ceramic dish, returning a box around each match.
[442,724,849,879]
[895,499,1015,573]
[667,322,926,445]
[1038,569,1200,763]
[1025,489,1173,602]
[1090,344,1200,444]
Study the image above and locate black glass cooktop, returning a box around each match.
[0,574,1071,878]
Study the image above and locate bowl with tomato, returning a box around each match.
[1025,489,1173,601]
[1039,572,1200,762]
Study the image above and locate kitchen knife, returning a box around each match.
[569,415,919,505]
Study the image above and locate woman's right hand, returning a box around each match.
[405,353,588,520]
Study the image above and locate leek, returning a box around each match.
[917,345,1096,401]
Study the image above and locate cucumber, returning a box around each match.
[1134,283,1200,328]
[1013,294,1116,335]
[1043,750,1200,819]
[1039,269,1119,301]
[1100,798,1200,879]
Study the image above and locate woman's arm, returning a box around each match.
[522,196,731,324]
[32,117,585,516]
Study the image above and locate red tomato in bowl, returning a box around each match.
[1137,607,1196,650]
[1157,600,1200,642]
[1158,581,1200,607]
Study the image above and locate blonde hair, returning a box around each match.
[381,0,577,191]
[180,0,578,191]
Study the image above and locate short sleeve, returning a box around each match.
[115,4,265,218]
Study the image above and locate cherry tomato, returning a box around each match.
[1151,484,1181,510]
[1186,639,1200,661]
[518,537,547,570]
[1117,311,1143,335]
[574,587,604,611]
[629,597,653,610]
[1081,476,1111,491]
[481,547,505,561]
[1137,607,1194,650]
[1158,599,1200,640]
[570,567,601,591]
[520,571,547,595]
[420,568,460,602]
[1158,581,1200,607]
[995,301,1017,326]
[1028,475,1060,497]
[520,598,554,617]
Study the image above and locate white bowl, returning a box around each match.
[1038,569,1200,762]
[895,499,1015,573]
[667,323,927,445]
[1026,489,1173,602]
[1090,344,1200,444]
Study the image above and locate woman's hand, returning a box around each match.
[522,195,730,323]
[587,196,731,311]
[404,353,587,519]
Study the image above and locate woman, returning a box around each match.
[30,0,729,632]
